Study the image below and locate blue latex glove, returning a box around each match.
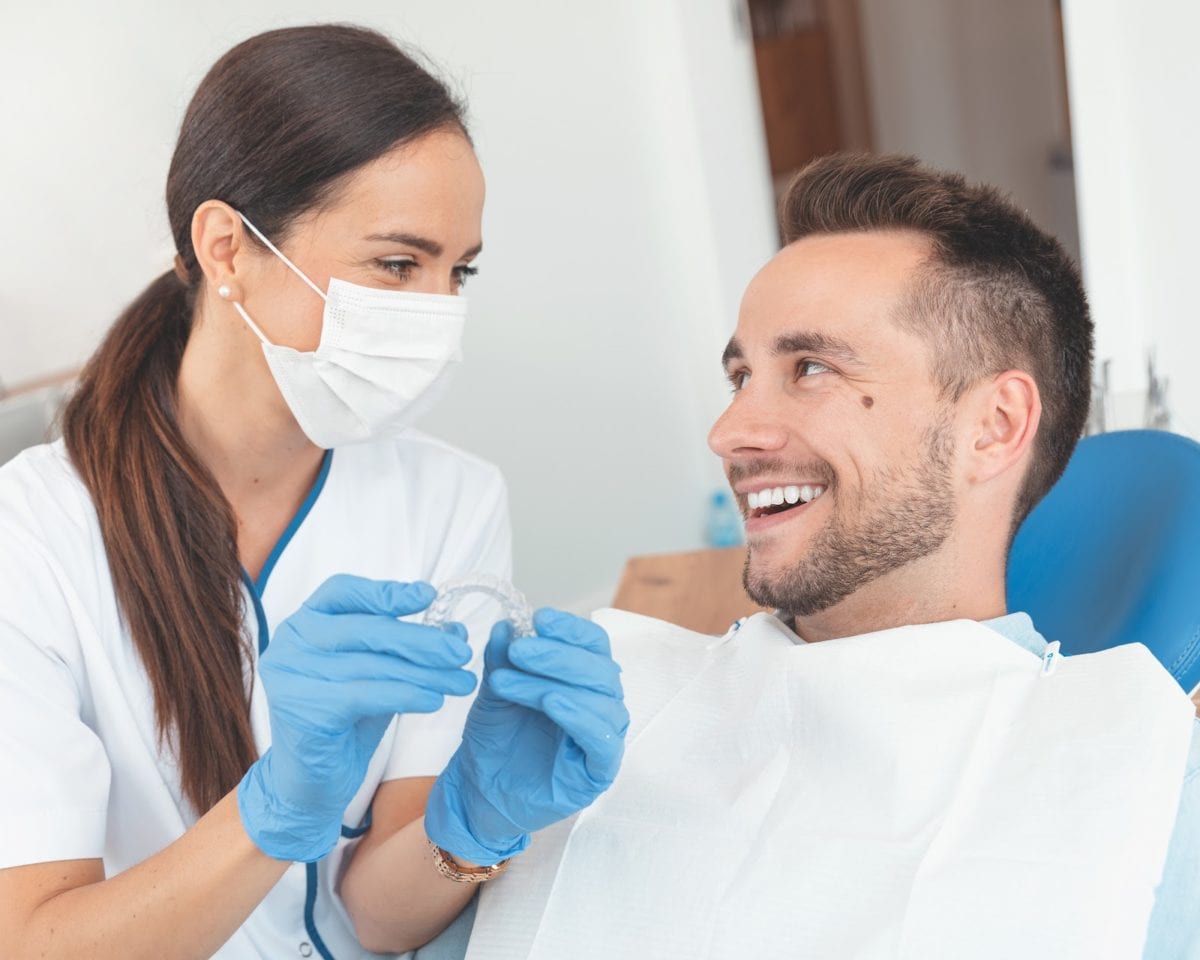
[425,608,629,865]
[238,575,477,862]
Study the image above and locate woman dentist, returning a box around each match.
[0,24,626,960]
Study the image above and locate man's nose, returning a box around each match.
[708,395,789,459]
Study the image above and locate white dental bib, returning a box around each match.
[468,611,1194,960]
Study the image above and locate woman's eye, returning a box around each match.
[452,264,479,290]
[797,359,831,378]
[378,258,416,279]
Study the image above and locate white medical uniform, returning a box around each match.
[0,432,512,959]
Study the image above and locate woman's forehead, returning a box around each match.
[317,129,484,241]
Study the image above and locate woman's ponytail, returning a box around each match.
[62,271,257,813]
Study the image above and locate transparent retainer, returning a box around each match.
[423,573,535,638]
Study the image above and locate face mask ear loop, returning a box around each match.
[236,211,328,302]
[231,301,272,345]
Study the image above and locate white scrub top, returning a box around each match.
[0,432,512,959]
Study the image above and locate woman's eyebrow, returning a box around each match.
[364,231,442,255]
[363,233,484,260]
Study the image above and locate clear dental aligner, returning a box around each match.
[424,574,535,638]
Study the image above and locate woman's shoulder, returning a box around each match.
[0,441,107,658]
[0,439,98,557]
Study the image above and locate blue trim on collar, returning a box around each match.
[240,450,332,656]
[255,450,333,594]
[240,570,272,657]
[237,452,336,958]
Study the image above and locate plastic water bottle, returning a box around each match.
[705,490,743,547]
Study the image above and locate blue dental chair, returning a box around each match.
[1007,429,1200,694]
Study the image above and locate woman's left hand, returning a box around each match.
[425,609,628,866]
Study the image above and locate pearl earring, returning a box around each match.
[218,285,231,300]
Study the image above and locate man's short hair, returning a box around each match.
[782,153,1093,529]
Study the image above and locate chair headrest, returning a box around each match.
[1007,430,1200,693]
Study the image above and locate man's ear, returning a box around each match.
[966,370,1041,485]
[191,200,251,301]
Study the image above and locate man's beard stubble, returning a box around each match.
[742,418,957,618]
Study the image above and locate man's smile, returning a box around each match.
[744,483,826,512]
[735,482,828,534]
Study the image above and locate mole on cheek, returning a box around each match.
[862,395,875,409]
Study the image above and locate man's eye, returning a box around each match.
[798,359,831,378]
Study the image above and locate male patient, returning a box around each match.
[444,155,1199,960]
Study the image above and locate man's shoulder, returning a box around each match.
[1142,717,1200,957]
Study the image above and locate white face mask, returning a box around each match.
[229,212,467,449]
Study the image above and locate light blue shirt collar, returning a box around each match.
[771,611,1048,655]
[981,611,1046,656]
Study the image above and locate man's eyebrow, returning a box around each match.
[772,331,862,365]
[721,332,862,368]
[362,233,485,261]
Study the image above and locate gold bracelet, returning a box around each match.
[428,840,510,884]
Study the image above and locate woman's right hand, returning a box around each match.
[237,575,477,863]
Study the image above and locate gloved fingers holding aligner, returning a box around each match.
[426,603,629,866]
[239,574,478,863]
[488,667,628,783]
[302,573,433,617]
[286,576,473,665]
[482,617,516,678]
[278,613,473,666]
[496,609,628,781]
[504,630,623,697]
[530,607,613,655]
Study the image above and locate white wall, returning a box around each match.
[0,1,778,608]
[857,0,1079,260]
[855,0,1200,437]
[1061,0,1200,437]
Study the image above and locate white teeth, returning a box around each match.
[747,484,827,511]
[747,484,828,509]
[801,485,826,503]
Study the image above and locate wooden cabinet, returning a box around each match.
[754,28,842,177]
[747,0,873,206]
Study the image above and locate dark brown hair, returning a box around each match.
[781,152,1093,528]
[62,24,466,813]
